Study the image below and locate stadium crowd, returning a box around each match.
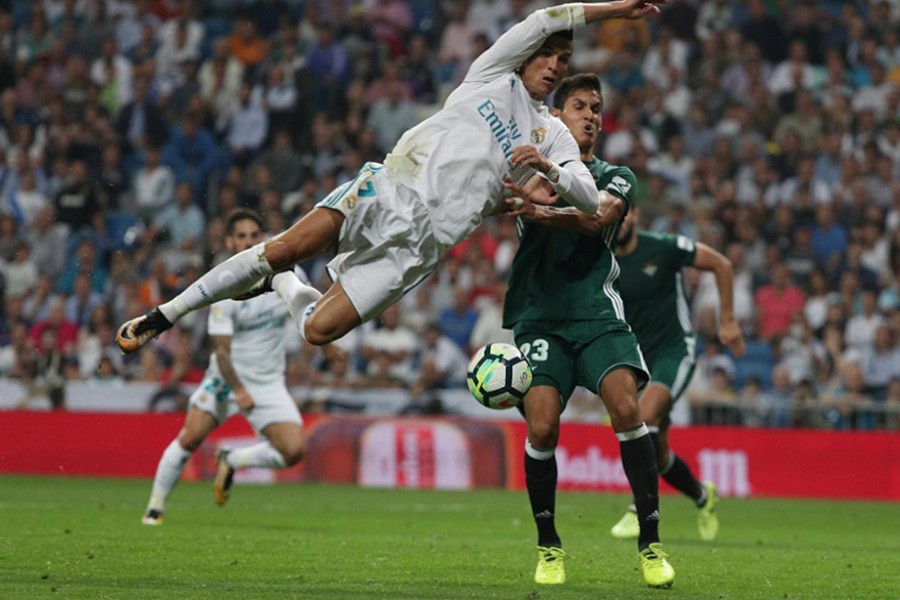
[0,0,898,429]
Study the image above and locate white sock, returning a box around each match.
[158,243,275,322]
[226,442,287,469]
[271,272,322,343]
[146,440,192,512]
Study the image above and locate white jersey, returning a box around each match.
[206,292,289,385]
[383,4,596,248]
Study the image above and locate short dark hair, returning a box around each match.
[225,208,264,235]
[553,73,602,111]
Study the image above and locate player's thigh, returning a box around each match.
[329,244,438,328]
[178,406,219,450]
[265,207,343,270]
[305,281,363,345]
[261,421,306,465]
[575,326,649,397]
[515,329,577,407]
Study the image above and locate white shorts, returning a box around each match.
[189,367,302,434]
[316,163,442,322]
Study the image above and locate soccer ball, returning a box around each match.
[467,343,533,409]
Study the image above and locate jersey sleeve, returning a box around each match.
[663,234,697,268]
[540,119,599,213]
[207,301,235,337]
[600,166,637,212]
[463,4,586,83]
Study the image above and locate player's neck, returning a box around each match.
[579,147,594,161]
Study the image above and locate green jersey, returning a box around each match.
[616,231,697,357]
[503,157,636,326]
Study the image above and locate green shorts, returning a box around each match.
[513,319,649,409]
[644,337,697,402]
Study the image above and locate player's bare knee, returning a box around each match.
[304,313,348,346]
[529,421,559,449]
[281,443,305,466]
[264,238,299,271]
[176,431,202,452]
[607,401,641,432]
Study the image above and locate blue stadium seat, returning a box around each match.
[408,0,439,34]
[732,341,775,390]
[105,212,142,251]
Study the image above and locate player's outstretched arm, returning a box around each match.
[692,243,746,357]
[582,0,667,23]
[504,176,625,235]
[211,335,255,410]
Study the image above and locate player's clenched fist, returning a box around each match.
[510,145,553,174]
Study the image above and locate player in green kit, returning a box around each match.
[608,207,746,541]
[502,73,674,589]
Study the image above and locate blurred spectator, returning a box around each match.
[365,0,412,58]
[0,239,38,299]
[19,326,67,410]
[217,81,269,167]
[361,305,417,386]
[845,290,888,349]
[409,322,469,396]
[53,157,109,232]
[5,169,50,227]
[755,263,806,340]
[229,18,267,72]
[133,145,175,221]
[860,323,900,399]
[438,286,479,352]
[143,181,205,272]
[366,77,419,154]
[161,114,226,196]
[158,328,204,385]
[58,238,107,295]
[810,204,848,273]
[249,130,305,196]
[29,296,77,355]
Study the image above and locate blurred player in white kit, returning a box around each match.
[142,209,311,525]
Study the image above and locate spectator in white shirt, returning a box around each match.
[133,145,175,222]
[845,290,888,349]
[218,82,269,167]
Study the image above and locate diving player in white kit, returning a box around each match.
[141,209,309,525]
[117,1,666,355]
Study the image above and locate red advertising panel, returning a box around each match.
[1,412,898,500]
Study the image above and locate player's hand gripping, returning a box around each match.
[503,174,559,212]
[718,319,746,358]
[509,145,553,174]
[614,0,668,19]
[233,387,255,411]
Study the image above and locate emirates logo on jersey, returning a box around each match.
[530,127,546,144]
[642,263,658,277]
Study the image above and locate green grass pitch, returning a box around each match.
[1,475,898,599]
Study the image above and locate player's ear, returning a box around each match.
[551,107,560,117]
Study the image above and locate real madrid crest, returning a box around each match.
[343,195,357,210]
[530,127,546,144]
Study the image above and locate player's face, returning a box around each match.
[557,88,601,151]
[226,218,263,254]
[520,35,573,100]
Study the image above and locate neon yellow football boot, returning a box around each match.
[697,481,719,541]
[610,508,640,540]
[534,546,568,585]
[639,543,675,588]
